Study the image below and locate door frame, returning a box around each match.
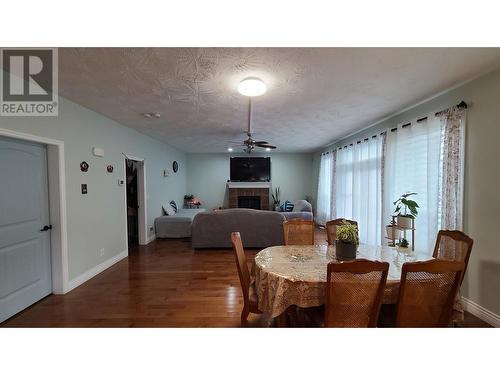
[0,128,69,294]
[122,154,147,247]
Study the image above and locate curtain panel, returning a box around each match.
[438,107,466,230]
[316,151,334,225]
[383,117,441,254]
[334,136,384,245]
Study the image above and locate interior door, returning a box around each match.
[0,136,52,323]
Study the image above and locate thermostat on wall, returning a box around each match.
[92,147,104,157]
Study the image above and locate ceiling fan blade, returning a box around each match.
[256,144,277,149]
[254,141,269,145]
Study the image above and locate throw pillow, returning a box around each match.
[163,205,176,216]
[169,200,178,213]
[285,201,294,212]
[281,200,294,212]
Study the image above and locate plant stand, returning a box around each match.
[385,215,415,251]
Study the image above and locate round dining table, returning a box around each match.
[253,244,433,318]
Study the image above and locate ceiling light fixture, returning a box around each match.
[227,147,233,152]
[238,78,267,97]
[265,147,271,152]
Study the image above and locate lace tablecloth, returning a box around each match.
[253,244,432,318]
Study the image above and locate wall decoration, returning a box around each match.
[107,165,114,173]
[172,161,179,173]
[80,161,89,172]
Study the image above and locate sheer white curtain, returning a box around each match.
[383,117,441,254]
[334,136,384,245]
[316,151,334,225]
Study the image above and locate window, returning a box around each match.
[316,151,334,225]
[383,117,441,253]
[334,136,384,245]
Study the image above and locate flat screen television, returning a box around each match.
[230,157,271,182]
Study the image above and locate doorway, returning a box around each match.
[123,155,147,249]
[0,136,52,322]
[126,158,139,246]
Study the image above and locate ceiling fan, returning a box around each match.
[229,78,277,154]
[229,98,277,153]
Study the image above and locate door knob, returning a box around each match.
[40,225,52,232]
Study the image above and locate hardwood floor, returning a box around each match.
[1,229,491,328]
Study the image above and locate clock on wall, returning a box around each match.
[172,161,178,173]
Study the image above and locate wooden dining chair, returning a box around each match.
[283,219,315,245]
[231,232,262,327]
[395,259,465,327]
[324,259,389,327]
[325,218,358,245]
[433,230,473,285]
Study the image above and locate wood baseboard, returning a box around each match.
[462,297,500,327]
[64,250,128,293]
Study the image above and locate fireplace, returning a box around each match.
[227,183,270,210]
[238,196,261,210]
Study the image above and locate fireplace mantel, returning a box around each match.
[227,181,272,189]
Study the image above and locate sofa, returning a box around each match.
[280,199,313,221]
[155,208,206,238]
[191,208,285,248]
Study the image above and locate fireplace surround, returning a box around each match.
[227,182,270,210]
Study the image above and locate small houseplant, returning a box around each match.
[335,220,359,260]
[393,192,419,229]
[271,187,281,211]
[184,194,195,208]
[399,238,409,248]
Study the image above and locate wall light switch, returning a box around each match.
[81,184,88,194]
[118,179,124,186]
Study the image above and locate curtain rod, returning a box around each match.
[320,100,467,155]
[435,100,467,116]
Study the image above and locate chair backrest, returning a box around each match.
[396,259,464,327]
[231,232,250,302]
[283,219,314,245]
[325,259,389,327]
[325,218,358,245]
[433,230,473,284]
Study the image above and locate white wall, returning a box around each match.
[186,152,315,209]
[0,97,186,281]
[312,68,500,319]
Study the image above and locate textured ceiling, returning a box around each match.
[59,48,500,153]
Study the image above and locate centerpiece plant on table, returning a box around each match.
[335,220,359,260]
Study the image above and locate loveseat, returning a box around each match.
[280,199,313,221]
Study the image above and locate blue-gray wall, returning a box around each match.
[186,152,316,209]
[0,97,187,280]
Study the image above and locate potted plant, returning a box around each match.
[271,187,281,211]
[184,194,195,208]
[385,219,401,241]
[399,238,409,248]
[335,220,359,260]
[393,192,419,229]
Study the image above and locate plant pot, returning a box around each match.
[335,240,357,261]
[396,215,412,229]
[273,204,280,211]
[385,225,401,240]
